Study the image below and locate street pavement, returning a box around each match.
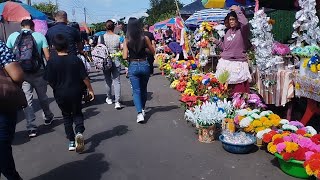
[11,68,304,180]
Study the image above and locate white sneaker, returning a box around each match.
[105,98,113,104]
[115,102,121,109]
[75,133,85,153]
[137,113,144,123]
[142,109,146,117]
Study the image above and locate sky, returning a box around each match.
[25,0,193,23]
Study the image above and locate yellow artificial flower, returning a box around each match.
[252,120,262,127]
[183,88,195,96]
[238,116,244,122]
[260,117,269,123]
[303,59,309,68]
[272,134,283,141]
[271,119,280,127]
[317,64,320,71]
[295,83,301,90]
[187,82,192,88]
[255,126,266,133]
[284,142,299,153]
[263,120,273,128]
[170,80,179,89]
[269,114,281,121]
[267,142,277,154]
[244,124,254,133]
[304,134,312,138]
[310,64,317,73]
[305,165,313,176]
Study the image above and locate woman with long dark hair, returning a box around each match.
[211,5,252,94]
[123,18,155,123]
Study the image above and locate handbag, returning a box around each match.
[0,68,27,110]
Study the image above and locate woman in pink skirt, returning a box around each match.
[211,5,252,95]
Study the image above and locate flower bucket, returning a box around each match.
[198,125,220,143]
[219,134,256,154]
[275,153,309,179]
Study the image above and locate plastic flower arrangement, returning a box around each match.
[301,54,320,73]
[185,100,228,126]
[235,109,281,134]
[292,45,320,58]
[232,93,267,110]
[304,153,320,178]
[110,51,128,67]
[267,132,320,162]
[272,42,290,56]
[280,120,317,136]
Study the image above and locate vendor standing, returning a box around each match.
[211,5,252,94]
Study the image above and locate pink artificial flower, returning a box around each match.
[298,137,313,149]
[234,116,240,125]
[276,142,286,153]
[283,135,292,142]
[290,133,300,143]
[305,151,315,160]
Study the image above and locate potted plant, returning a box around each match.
[185,100,232,143]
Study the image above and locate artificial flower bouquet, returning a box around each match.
[266,131,320,162]
[272,42,290,56]
[184,99,232,127]
[110,51,128,67]
[304,152,320,178]
[234,109,281,134]
[232,93,267,110]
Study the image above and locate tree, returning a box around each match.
[33,2,58,19]
[145,0,183,25]
[91,22,105,32]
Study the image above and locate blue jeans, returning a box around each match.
[128,61,150,113]
[0,111,22,180]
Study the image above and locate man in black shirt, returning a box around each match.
[46,11,82,55]
[143,24,156,75]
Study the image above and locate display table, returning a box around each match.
[295,74,320,125]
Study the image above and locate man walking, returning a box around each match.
[6,19,54,138]
[46,11,82,55]
[143,24,156,75]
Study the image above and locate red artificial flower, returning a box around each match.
[210,87,221,94]
[210,78,218,84]
[283,152,293,161]
[263,133,273,143]
[292,148,307,161]
[296,129,307,136]
[311,134,320,145]
[273,138,284,145]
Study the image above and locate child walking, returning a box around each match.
[44,34,94,153]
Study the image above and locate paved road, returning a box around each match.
[12,68,302,180]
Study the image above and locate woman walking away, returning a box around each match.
[0,41,24,180]
[211,5,252,95]
[104,20,122,109]
[123,18,155,123]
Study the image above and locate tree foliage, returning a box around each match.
[145,0,183,25]
[32,2,58,18]
[91,22,105,32]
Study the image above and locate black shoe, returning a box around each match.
[28,130,37,138]
[44,117,54,125]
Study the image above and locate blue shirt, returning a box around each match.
[0,40,16,68]
[6,29,49,55]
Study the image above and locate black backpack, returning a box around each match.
[13,31,43,73]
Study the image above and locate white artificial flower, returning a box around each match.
[250,113,261,119]
[280,119,290,125]
[282,124,298,131]
[239,116,254,128]
[306,126,317,135]
[260,110,273,117]
[256,128,272,139]
[236,109,249,116]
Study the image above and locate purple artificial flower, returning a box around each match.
[289,121,305,128]
[276,142,286,153]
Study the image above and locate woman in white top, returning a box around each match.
[103,20,122,109]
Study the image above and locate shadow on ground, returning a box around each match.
[30,153,109,180]
[143,105,180,123]
[84,125,129,153]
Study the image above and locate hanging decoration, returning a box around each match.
[291,0,320,48]
[250,9,283,89]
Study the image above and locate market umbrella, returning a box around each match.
[185,8,230,25]
[154,18,175,29]
[94,31,106,36]
[0,1,47,22]
[202,0,254,8]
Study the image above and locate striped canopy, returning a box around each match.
[185,8,229,25]
[154,18,175,29]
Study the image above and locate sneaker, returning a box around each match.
[44,117,54,126]
[28,130,37,138]
[69,141,76,151]
[115,102,121,109]
[105,98,113,104]
[142,109,146,117]
[137,113,144,123]
[75,133,85,153]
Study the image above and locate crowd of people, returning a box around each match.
[0,10,156,180]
